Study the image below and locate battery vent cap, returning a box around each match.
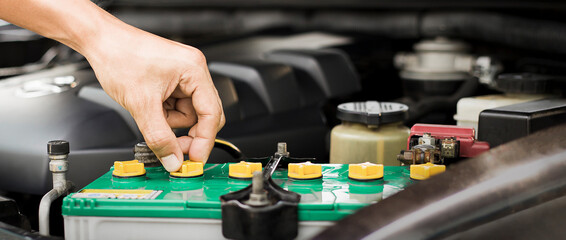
[288,162,322,180]
[410,162,446,180]
[349,162,384,181]
[228,161,262,179]
[170,161,204,178]
[112,160,146,178]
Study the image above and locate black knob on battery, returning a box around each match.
[47,140,69,155]
[134,142,160,167]
[221,153,301,240]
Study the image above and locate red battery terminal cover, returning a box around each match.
[408,124,490,158]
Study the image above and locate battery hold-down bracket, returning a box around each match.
[220,143,301,240]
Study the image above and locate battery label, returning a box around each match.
[72,189,162,200]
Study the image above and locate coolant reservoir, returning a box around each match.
[330,101,410,166]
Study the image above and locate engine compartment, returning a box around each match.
[1,2,566,239]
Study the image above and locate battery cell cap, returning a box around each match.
[349,162,384,181]
[288,162,322,180]
[229,161,262,179]
[410,162,446,180]
[112,160,146,178]
[170,161,204,178]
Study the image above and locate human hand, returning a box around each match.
[0,0,225,172]
[81,18,225,172]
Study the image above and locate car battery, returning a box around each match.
[62,161,412,240]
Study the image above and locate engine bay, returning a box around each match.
[1,1,566,239]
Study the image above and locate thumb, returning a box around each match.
[132,100,183,172]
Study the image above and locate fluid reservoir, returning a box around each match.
[330,101,410,166]
[394,37,472,100]
[394,37,500,101]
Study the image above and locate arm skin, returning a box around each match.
[0,0,226,172]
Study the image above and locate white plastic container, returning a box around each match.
[330,101,410,166]
[454,94,549,137]
[64,216,333,240]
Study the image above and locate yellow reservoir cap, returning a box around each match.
[288,162,322,180]
[349,162,384,181]
[229,161,262,179]
[112,160,146,178]
[410,162,446,180]
[170,161,204,178]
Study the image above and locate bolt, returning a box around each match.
[276,142,290,157]
[245,171,269,207]
[252,171,263,194]
[277,142,287,154]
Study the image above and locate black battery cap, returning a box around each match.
[495,73,550,94]
[47,140,69,155]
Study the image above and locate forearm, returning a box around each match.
[0,0,119,56]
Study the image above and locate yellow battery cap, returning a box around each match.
[348,162,384,181]
[229,161,262,179]
[170,161,204,178]
[112,160,146,178]
[288,162,322,180]
[410,162,446,180]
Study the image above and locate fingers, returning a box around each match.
[179,70,224,163]
[177,135,193,154]
[131,97,184,172]
[164,98,198,128]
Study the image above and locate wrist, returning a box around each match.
[0,0,112,57]
[53,2,114,59]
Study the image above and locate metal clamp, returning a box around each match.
[220,142,301,240]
